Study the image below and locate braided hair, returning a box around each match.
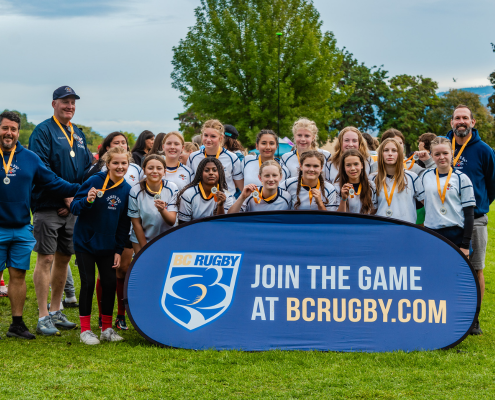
[294,150,328,210]
[176,157,228,210]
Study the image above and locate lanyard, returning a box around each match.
[0,145,16,184]
[301,179,320,204]
[53,116,74,155]
[204,147,222,159]
[349,183,362,198]
[452,136,471,167]
[383,178,397,207]
[199,183,218,200]
[97,174,124,197]
[253,187,278,204]
[403,154,415,170]
[436,168,453,205]
[146,181,163,197]
[166,162,181,174]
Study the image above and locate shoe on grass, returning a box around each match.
[51,311,77,330]
[0,285,7,297]
[115,315,129,330]
[7,323,36,339]
[80,330,100,345]
[100,328,124,342]
[36,316,61,336]
[62,299,79,308]
[470,319,483,335]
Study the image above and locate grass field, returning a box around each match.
[1,209,494,399]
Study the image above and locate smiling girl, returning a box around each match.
[187,119,243,195]
[70,147,132,345]
[161,131,194,191]
[242,130,289,186]
[281,150,337,211]
[229,161,291,213]
[178,158,233,223]
[335,149,377,214]
[281,118,331,178]
[370,138,424,223]
[326,126,374,184]
[421,137,475,255]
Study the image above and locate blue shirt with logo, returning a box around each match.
[70,171,131,256]
[29,117,93,213]
[0,145,80,228]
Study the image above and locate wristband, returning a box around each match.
[87,197,94,204]
[342,197,347,202]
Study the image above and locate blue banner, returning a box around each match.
[125,212,480,352]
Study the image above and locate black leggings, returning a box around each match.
[75,252,116,316]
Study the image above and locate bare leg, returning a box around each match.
[116,248,133,279]
[34,253,54,318]
[477,270,485,303]
[50,252,71,312]
[8,267,26,317]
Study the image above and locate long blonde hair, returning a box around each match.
[292,118,318,150]
[375,138,407,194]
[331,126,370,167]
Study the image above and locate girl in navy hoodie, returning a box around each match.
[70,147,132,345]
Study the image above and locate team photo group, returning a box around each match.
[0,85,494,345]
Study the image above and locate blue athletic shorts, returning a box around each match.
[0,224,36,271]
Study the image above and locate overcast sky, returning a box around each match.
[1,0,494,136]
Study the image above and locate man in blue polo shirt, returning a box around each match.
[29,86,93,336]
[0,111,80,339]
[447,104,495,335]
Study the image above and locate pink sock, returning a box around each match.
[101,315,112,332]
[80,315,91,333]
[0,280,5,286]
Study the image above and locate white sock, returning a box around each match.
[65,296,77,303]
[49,311,57,316]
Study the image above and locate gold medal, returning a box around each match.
[0,145,15,186]
[436,168,453,217]
[70,150,75,158]
[383,178,397,217]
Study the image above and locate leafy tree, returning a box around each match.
[330,51,389,135]
[427,89,495,147]
[75,124,104,153]
[380,75,439,152]
[174,107,209,141]
[488,70,495,115]
[1,109,36,146]
[120,131,136,149]
[171,0,351,146]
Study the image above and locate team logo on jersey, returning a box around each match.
[107,195,121,209]
[73,133,84,146]
[161,252,242,331]
[5,164,19,176]
[447,183,452,190]
[129,175,136,181]
[179,174,186,181]
[455,156,467,168]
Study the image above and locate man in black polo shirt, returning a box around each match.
[29,86,93,336]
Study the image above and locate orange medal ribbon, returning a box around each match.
[166,162,181,174]
[0,145,16,184]
[97,174,124,197]
[349,183,362,199]
[301,179,320,205]
[146,181,163,198]
[203,147,222,159]
[436,168,453,206]
[403,154,415,170]
[199,183,219,201]
[253,188,277,204]
[383,178,397,208]
[452,136,472,167]
[53,115,75,156]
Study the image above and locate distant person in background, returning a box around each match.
[1,111,80,339]
[191,134,202,148]
[416,132,437,169]
[131,130,154,167]
[362,132,378,162]
[223,124,245,162]
[161,132,195,191]
[447,104,495,335]
[180,142,200,165]
[148,132,166,159]
[29,86,93,337]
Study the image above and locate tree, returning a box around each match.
[121,131,136,149]
[75,124,104,153]
[171,0,351,147]
[2,109,36,146]
[380,75,439,152]
[330,50,389,135]
[488,70,495,116]
[427,89,495,148]
[174,107,209,141]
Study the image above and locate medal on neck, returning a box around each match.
[383,177,397,217]
[348,183,361,199]
[301,179,320,205]
[0,144,16,185]
[199,182,219,201]
[253,187,277,204]
[97,174,124,198]
[436,168,453,215]
[53,115,75,157]
[452,135,472,167]
[147,181,163,200]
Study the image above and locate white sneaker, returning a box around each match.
[80,330,100,345]
[100,328,124,342]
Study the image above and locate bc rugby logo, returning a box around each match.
[161,252,242,331]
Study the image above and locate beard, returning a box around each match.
[0,136,17,149]
[453,124,471,138]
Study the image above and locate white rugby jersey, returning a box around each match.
[128,180,179,243]
[370,170,424,224]
[281,149,331,179]
[242,154,289,186]
[280,177,337,211]
[325,156,375,184]
[421,168,476,230]
[240,187,292,212]
[333,180,378,214]
[187,148,243,195]
[101,163,143,187]
[178,185,234,222]
[164,163,194,191]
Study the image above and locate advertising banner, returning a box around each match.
[125,212,480,352]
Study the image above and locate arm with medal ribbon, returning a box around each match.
[228,183,258,214]
[147,181,177,226]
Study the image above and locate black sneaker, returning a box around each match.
[62,299,79,308]
[115,315,129,330]
[470,320,483,335]
[7,323,36,340]
[98,316,102,329]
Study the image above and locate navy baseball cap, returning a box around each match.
[224,124,239,139]
[53,86,80,100]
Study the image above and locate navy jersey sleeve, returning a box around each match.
[28,125,52,171]
[70,177,97,215]
[34,155,80,198]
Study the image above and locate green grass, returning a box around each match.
[1,209,495,399]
